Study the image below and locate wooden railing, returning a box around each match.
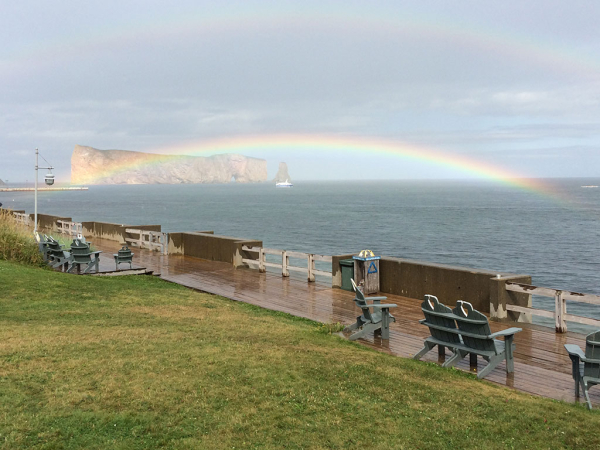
[505,282,600,333]
[56,220,83,236]
[13,213,30,226]
[242,246,332,282]
[125,229,168,255]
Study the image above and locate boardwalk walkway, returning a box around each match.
[91,238,595,406]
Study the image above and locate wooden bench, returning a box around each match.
[414,295,522,379]
[565,330,600,409]
[344,279,397,341]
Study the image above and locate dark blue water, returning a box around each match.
[4,179,600,329]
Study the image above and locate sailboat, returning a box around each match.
[275,179,293,188]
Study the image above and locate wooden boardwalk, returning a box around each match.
[90,238,596,406]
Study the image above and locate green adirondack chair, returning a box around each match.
[36,233,52,261]
[413,295,462,362]
[344,279,397,340]
[450,301,521,379]
[113,246,134,270]
[45,237,72,270]
[66,239,102,274]
[564,330,600,409]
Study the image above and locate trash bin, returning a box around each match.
[353,250,380,294]
[339,259,355,291]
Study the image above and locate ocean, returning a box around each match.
[4,178,600,329]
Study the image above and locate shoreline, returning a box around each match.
[0,187,88,192]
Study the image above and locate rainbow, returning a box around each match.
[79,133,565,201]
[3,6,599,79]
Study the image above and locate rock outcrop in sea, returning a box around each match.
[0,179,5,186]
[273,162,291,183]
[71,145,268,185]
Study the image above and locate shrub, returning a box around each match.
[0,210,46,267]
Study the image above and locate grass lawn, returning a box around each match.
[1,260,599,449]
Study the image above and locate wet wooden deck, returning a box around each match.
[90,238,595,406]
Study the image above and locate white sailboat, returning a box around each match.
[275,179,293,188]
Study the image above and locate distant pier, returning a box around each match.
[0,187,88,192]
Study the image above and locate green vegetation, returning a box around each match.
[1,261,599,449]
[0,210,45,267]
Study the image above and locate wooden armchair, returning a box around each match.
[565,330,600,409]
[344,279,397,341]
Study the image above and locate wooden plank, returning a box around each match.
[555,291,567,333]
[262,248,284,256]
[506,282,600,304]
[313,269,332,278]
[506,304,555,319]
[506,283,558,298]
[242,258,260,266]
[308,254,315,282]
[282,250,289,277]
[287,251,308,259]
[564,314,600,326]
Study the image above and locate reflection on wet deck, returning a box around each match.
[91,237,596,406]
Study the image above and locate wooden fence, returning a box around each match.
[125,229,168,255]
[13,213,30,226]
[242,246,332,282]
[505,282,600,333]
[56,220,83,236]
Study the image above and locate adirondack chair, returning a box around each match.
[113,246,134,270]
[564,330,600,409]
[45,237,72,271]
[344,278,397,341]
[66,239,102,274]
[450,300,522,379]
[35,233,52,261]
[413,295,462,363]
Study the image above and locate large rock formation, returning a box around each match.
[0,179,5,186]
[273,162,291,183]
[71,145,268,185]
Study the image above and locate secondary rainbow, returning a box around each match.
[4,7,599,80]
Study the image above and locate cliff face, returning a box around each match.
[273,162,291,183]
[71,145,268,185]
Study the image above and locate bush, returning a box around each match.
[0,210,46,266]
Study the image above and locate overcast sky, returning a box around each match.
[1,0,600,182]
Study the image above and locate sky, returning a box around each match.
[1,0,600,182]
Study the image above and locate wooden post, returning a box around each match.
[555,291,567,333]
[259,248,266,273]
[307,254,315,282]
[162,232,168,255]
[282,251,289,277]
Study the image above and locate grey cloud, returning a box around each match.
[2,1,600,180]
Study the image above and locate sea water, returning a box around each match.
[4,179,600,329]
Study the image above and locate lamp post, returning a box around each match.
[34,147,54,233]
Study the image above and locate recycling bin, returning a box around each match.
[353,251,380,294]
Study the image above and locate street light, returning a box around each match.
[34,147,54,234]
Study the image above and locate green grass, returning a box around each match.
[1,261,599,449]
